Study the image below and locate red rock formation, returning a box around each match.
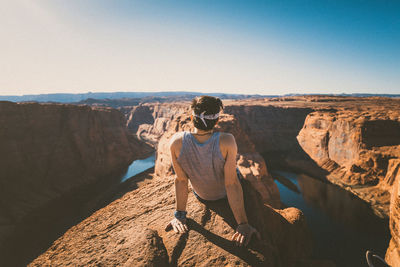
[29,108,329,267]
[126,97,399,218]
[296,110,400,217]
[127,103,189,145]
[0,101,153,264]
[24,96,398,266]
[386,159,400,266]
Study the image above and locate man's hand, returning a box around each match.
[165,218,188,234]
[231,223,261,246]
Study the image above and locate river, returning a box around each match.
[274,170,390,267]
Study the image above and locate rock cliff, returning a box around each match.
[385,159,400,266]
[14,96,399,266]
[30,110,330,266]
[0,101,153,264]
[127,103,189,145]
[296,109,400,217]
[125,97,399,217]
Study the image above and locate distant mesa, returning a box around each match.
[0,91,399,104]
[0,91,264,103]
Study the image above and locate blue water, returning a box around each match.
[274,171,390,267]
[120,154,156,183]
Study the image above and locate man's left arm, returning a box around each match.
[224,134,261,246]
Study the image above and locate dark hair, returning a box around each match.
[191,96,224,130]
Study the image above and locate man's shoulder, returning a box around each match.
[219,132,236,146]
[169,131,184,149]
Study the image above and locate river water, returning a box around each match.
[120,153,156,183]
[274,171,390,267]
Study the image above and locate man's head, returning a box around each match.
[191,96,224,131]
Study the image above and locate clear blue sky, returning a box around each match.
[1,0,399,95]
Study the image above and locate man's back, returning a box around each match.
[170,131,236,201]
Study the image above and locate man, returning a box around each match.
[166,95,260,247]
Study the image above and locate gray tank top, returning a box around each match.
[177,131,226,200]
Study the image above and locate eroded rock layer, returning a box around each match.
[125,96,400,264]
[129,98,399,218]
[386,159,400,266]
[30,109,326,267]
[11,96,399,266]
[127,103,189,145]
[0,101,153,263]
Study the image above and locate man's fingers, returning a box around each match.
[239,235,245,246]
[172,223,179,233]
[231,232,239,241]
[183,224,188,232]
[177,223,185,233]
[235,234,242,246]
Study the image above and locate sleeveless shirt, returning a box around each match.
[176,131,226,200]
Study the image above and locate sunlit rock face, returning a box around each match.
[127,103,189,145]
[223,104,314,169]
[0,101,153,263]
[297,112,400,186]
[386,159,400,266]
[154,112,318,265]
[126,97,399,218]
[11,96,399,266]
[31,111,325,267]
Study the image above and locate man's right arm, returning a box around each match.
[166,134,189,233]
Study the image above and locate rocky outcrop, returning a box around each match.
[386,159,400,266]
[23,96,399,266]
[0,101,153,264]
[223,104,313,168]
[127,103,189,145]
[125,98,399,218]
[296,110,400,217]
[297,111,400,185]
[30,109,329,267]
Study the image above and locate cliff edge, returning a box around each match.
[30,111,330,266]
[0,101,153,264]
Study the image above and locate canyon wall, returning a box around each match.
[296,109,400,217]
[223,104,314,168]
[0,101,153,263]
[31,110,332,267]
[129,97,399,263]
[21,96,397,265]
[125,98,399,218]
[385,159,400,266]
[127,103,189,145]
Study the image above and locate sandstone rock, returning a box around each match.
[21,96,400,266]
[30,105,317,266]
[223,105,314,169]
[385,159,400,186]
[386,160,400,266]
[30,168,313,266]
[125,97,399,218]
[0,101,153,263]
[296,109,399,218]
[127,103,189,145]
